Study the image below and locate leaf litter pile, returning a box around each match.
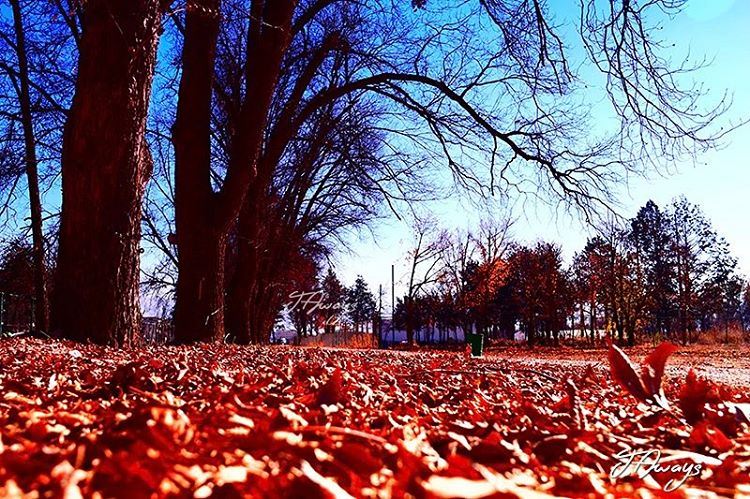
[1,339,750,498]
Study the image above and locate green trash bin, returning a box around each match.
[466,332,484,357]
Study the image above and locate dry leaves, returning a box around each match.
[0,338,748,497]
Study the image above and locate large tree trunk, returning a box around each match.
[172,0,222,343]
[225,268,254,344]
[52,0,163,347]
[172,0,297,343]
[225,197,258,344]
[10,0,49,333]
[226,192,294,345]
[226,272,280,344]
[173,225,226,343]
[248,290,279,343]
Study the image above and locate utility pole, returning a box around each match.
[378,284,383,348]
[391,264,395,344]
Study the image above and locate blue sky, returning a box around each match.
[337,0,750,299]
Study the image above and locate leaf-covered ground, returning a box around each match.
[1,339,749,498]
[486,344,750,387]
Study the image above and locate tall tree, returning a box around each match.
[403,218,448,344]
[507,243,570,346]
[571,238,608,344]
[630,201,675,337]
[172,0,297,343]
[667,197,740,343]
[152,0,732,346]
[52,0,165,346]
[224,95,401,344]
[320,267,345,334]
[7,0,49,332]
[346,276,375,334]
[1,1,77,330]
[465,217,513,337]
[595,224,648,346]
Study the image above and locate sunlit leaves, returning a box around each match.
[0,338,749,497]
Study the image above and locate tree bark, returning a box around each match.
[10,0,49,333]
[172,0,297,343]
[174,225,227,343]
[52,0,163,347]
[172,0,222,343]
[225,192,259,344]
[225,192,282,344]
[225,268,254,344]
[226,191,297,345]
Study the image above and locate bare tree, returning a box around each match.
[5,0,48,332]
[171,0,297,343]
[158,0,734,344]
[0,0,79,332]
[402,217,448,344]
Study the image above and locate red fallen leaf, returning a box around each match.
[147,358,165,370]
[564,378,586,429]
[688,421,733,453]
[26,420,50,441]
[710,455,742,489]
[578,363,600,385]
[728,402,750,425]
[608,344,648,401]
[5,337,750,497]
[467,432,514,464]
[109,362,157,393]
[533,435,569,465]
[316,368,344,406]
[331,442,383,475]
[436,453,476,475]
[678,369,714,424]
[641,342,678,397]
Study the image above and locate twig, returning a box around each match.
[298,425,389,446]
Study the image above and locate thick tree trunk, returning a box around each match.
[10,0,49,333]
[172,0,297,343]
[251,237,288,344]
[52,0,162,347]
[174,226,226,342]
[226,195,294,345]
[225,191,259,344]
[251,301,277,343]
[225,237,280,345]
[172,0,222,343]
[225,272,253,344]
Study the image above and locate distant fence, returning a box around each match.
[141,317,174,345]
[0,292,35,336]
[0,296,175,343]
[298,330,378,349]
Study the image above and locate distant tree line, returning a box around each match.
[391,199,748,346]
